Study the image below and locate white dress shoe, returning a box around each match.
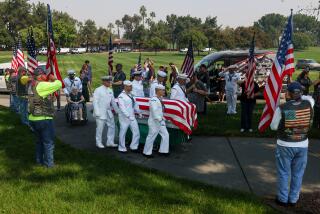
[96,144,105,149]
[106,143,118,148]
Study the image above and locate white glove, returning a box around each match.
[129,116,135,121]
[160,120,166,126]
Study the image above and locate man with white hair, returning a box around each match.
[170,73,189,102]
[149,70,167,98]
[219,65,240,114]
[131,71,144,97]
[117,80,140,153]
[93,76,118,148]
[143,84,169,158]
[63,69,82,97]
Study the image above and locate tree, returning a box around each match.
[166,14,178,49]
[293,32,314,50]
[145,37,167,54]
[179,29,208,55]
[79,19,97,51]
[115,19,122,38]
[139,5,147,26]
[96,27,109,48]
[107,23,114,34]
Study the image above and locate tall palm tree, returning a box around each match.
[139,5,147,26]
[107,23,114,34]
[115,20,122,38]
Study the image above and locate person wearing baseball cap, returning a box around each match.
[149,70,167,98]
[28,67,62,168]
[270,81,315,207]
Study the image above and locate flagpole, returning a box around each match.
[287,8,294,86]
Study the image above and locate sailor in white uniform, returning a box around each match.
[143,84,169,158]
[149,70,167,98]
[63,70,82,96]
[117,80,140,153]
[170,73,189,102]
[131,71,144,97]
[219,65,240,114]
[93,76,118,148]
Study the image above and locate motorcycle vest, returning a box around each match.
[28,85,55,117]
[16,74,28,96]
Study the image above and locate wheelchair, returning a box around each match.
[65,102,88,125]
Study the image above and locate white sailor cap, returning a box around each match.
[155,84,165,90]
[133,70,142,76]
[101,76,113,81]
[157,70,167,78]
[177,73,188,80]
[67,70,76,75]
[123,80,132,86]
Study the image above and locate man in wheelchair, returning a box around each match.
[67,87,85,121]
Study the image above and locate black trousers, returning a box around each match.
[313,106,320,128]
[241,101,255,130]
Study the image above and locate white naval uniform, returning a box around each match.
[170,83,188,102]
[149,80,159,98]
[143,96,169,155]
[219,71,240,114]
[132,80,145,97]
[117,91,140,152]
[63,77,82,96]
[93,85,118,147]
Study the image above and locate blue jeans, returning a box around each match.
[11,95,19,113]
[19,98,29,126]
[30,120,55,168]
[275,145,308,203]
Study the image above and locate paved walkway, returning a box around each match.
[1,94,319,197]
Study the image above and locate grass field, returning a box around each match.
[0,106,275,214]
[1,47,319,89]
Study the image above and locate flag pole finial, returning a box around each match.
[290,8,293,15]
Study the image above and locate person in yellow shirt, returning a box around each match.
[28,67,62,168]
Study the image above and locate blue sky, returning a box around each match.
[29,0,318,28]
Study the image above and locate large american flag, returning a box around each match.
[108,35,113,75]
[46,4,64,87]
[258,12,294,132]
[26,29,38,75]
[137,52,142,72]
[11,43,18,72]
[16,35,25,69]
[181,39,194,77]
[245,33,256,99]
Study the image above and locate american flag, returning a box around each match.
[137,52,142,72]
[26,29,38,75]
[181,39,194,77]
[108,35,113,75]
[258,11,294,132]
[245,33,256,99]
[46,4,64,87]
[11,43,18,72]
[16,35,25,69]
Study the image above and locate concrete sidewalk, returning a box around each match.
[1,94,319,197]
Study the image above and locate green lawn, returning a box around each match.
[0,106,275,214]
[195,103,320,139]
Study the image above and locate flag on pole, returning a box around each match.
[46,4,64,87]
[16,34,25,69]
[181,39,194,77]
[108,35,113,75]
[26,28,38,75]
[258,11,294,132]
[245,33,256,99]
[10,43,18,72]
[137,52,142,72]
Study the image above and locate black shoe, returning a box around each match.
[118,150,127,154]
[158,152,170,157]
[130,149,139,153]
[275,198,287,207]
[288,202,296,207]
[143,154,154,158]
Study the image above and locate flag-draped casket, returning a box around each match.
[120,97,198,144]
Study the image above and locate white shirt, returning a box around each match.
[219,71,240,93]
[270,95,315,148]
[149,96,165,125]
[63,77,82,95]
[170,83,188,102]
[93,85,118,120]
[149,80,159,98]
[118,91,135,120]
[132,80,144,97]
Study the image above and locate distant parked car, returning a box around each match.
[296,59,320,71]
[201,48,214,52]
[71,48,86,54]
[58,48,70,54]
[89,47,100,53]
[179,48,188,53]
[38,48,47,55]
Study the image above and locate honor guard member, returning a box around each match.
[16,67,31,125]
[63,70,82,97]
[93,76,118,148]
[143,84,169,158]
[28,67,62,168]
[270,82,314,207]
[117,80,140,153]
[219,65,240,114]
[131,71,145,97]
[170,73,189,102]
[149,70,167,98]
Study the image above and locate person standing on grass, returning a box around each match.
[296,68,312,95]
[28,67,62,168]
[93,76,119,149]
[169,63,179,88]
[143,84,169,158]
[117,80,140,153]
[186,74,208,114]
[170,73,189,102]
[239,80,260,133]
[270,81,314,207]
[16,67,30,126]
[84,60,92,84]
[7,69,18,112]
[312,73,320,128]
[219,65,240,115]
[112,63,126,98]
[79,71,90,102]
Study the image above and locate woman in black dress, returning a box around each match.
[80,70,90,102]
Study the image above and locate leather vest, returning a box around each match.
[16,74,28,96]
[278,100,313,142]
[28,85,55,117]
[9,76,17,94]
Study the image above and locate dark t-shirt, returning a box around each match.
[240,82,259,103]
[197,71,210,89]
[313,82,320,107]
[70,92,82,102]
[113,71,126,97]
